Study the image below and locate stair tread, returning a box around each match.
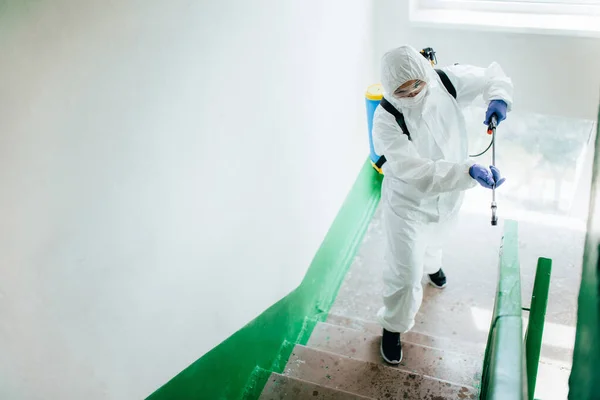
[307,321,482,387]
[284,344,478,400]
[326,313,485,358]
[260,373,374,400]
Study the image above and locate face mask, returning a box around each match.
[396,86,428,109]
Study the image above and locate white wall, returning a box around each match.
[373,0,600,120]
[0,1,374,398]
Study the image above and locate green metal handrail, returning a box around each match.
[480,220,552,400]
[525,258,552,400]
[480,220,525,399]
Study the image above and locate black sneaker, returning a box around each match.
[428,268,447,289]
[380,329,402,365]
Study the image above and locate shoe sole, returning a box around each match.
[428,275,447,289]
[380,339,403,365]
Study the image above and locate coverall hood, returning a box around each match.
[380,46,432,96]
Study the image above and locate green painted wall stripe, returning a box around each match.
[146,159,382,400]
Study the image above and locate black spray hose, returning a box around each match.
[469,138,494,158]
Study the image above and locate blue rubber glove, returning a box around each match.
[484,100,508,125]
[470,164,506,189]
[490,165,506,188]
[470,164,495,189]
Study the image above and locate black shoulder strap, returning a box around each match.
[379,97,411,141]
[376,97,411,170]
[435,69,457,99]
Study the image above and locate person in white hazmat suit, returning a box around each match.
[373,45,513,364]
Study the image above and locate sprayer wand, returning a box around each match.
[488,115,498,226]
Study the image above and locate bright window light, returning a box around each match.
[419,0,600,14]
[410,0,600,37]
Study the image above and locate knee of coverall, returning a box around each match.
[382,227,428,290]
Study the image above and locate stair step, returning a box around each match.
[326,313,485,358]
[284,344,478,400]
[260,373,374,399]
[306,321,482,387]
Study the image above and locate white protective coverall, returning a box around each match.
[373,46,513,333]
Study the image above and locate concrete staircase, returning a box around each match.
[258,207,489,399]
[259,313,483,399]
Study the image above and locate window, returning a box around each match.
[419,0,600,15]
[410,0,600,36]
